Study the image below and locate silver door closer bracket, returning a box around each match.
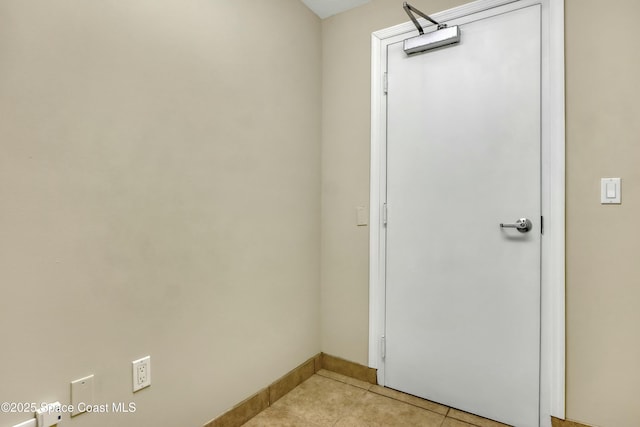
[403,2,461,55]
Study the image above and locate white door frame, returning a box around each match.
[368,0,565,425]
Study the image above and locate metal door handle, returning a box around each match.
[500,218,532,233]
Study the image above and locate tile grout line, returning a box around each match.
[318,372,453,421]
[280,364,511,427]
[317,374,372,427]
[312,374,448,427]
[214,353,517,427]
[367,387,447,415]
[442,406,451,424]
[315,369,374,391]
[262,371,503,427]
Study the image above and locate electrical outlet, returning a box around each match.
[36,402,62,427]
[132,356,151,392]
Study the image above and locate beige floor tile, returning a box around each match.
[240,373,518,427]
[369,385,449,415]
[242,405,322,427]
[267,374,368,426]
[442,418,477,427]
[316,369,373,390]
[332,415,373,427]
[350,392,446,427]
[447,408,512,427]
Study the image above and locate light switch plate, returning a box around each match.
[71,374,94,416]
[601,178,621,204]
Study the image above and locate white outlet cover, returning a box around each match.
[36,402,62,427]
[132,356,151,392]
[71,374,94,416]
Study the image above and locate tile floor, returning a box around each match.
[242,370,511,427]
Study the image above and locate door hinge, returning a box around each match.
[541,215,544,235]
[383,203,388,226]
[383,72,388,95]
[381,336,386,360]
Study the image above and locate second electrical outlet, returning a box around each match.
[132,356,151,392]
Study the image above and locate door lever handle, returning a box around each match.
[500,218,532,233]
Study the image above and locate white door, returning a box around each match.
[385,4,541,427]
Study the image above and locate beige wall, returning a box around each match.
[2,0,639,426]
[321,1,640,426]
[565,1,640,426]
[0,1,321,426]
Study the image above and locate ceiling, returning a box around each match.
[300,0,372,19]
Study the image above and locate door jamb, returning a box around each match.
[368,0,565,424]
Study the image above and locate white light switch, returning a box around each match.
[601,178,621,204]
